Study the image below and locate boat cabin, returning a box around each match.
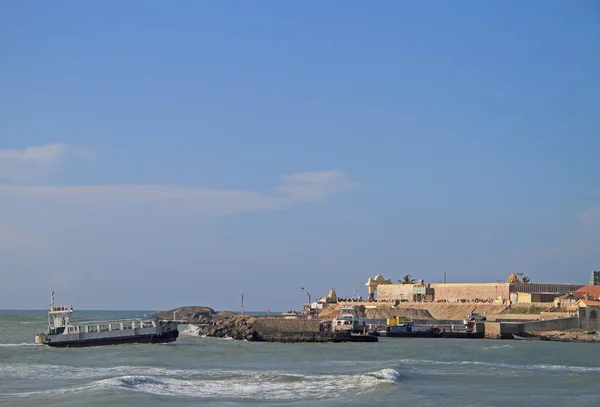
[332,306,361,332]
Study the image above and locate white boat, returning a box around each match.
[34,291,179,347]
[332,306,362,332]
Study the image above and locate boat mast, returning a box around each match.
[48,290,54,331]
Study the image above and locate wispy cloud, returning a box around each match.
[0,170,356,216]
[0,144,357,277]
[279,171,357,201]
[0,144,67,164]
[0,143,77,184]
[0,143,356,224]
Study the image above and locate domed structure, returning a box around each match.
[365,274,392,300]
[326,288,338,303]
[507,273,519,283]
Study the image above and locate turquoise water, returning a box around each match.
[1,310,599,406]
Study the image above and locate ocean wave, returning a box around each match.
[0,364,201,380]
[2,368,400,400]
[179,325,203,336]
[0,343,40,347]
[397,358,600,375]
[482,344,513,350]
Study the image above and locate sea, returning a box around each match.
[1,310,599,407]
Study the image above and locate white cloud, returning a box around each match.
[0,143,73,184]
[0,144,67,164]
[0,144,357,274]
[0,143,99,185]
[0,171,356,216]
[279,171,357,201]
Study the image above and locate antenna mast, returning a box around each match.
[241,293,244,316]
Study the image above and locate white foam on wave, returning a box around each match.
[2,368,401,400]
[367,368,401,382]
[179,325,203,336]
[0,363,202,380]
[114,368,399,400]
[0,343,40,347]
[483,344,513,350]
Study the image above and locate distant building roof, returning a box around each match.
[556,292,577,300]
[574,286,600,299]
[578,299,600,307]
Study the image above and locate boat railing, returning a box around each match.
[62,318,159,334]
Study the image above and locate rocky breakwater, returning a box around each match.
[199,315,377,343]
[153,306,237,324]
[154,307,377,343]
[200,315,259,340]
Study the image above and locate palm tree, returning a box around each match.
[399,274,415,284]
[521,275,531,284]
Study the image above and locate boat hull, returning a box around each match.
[45,329,179,347]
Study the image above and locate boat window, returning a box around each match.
[122,322,133,330]
[99,324,109,331]
[142,321,154,328]
[88,325,98,332]
[110,323,121,330]
[133,321,141,329]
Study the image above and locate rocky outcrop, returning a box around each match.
[200,315,258,340]
[154,306,222,324]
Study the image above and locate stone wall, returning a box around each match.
[253,318,320,333]
[483,322,501,339]
[376,285,414,301]
[430,283,510,301]
[577,308,599,330]
[377,283,581,303]
[377,283,511,302]
[483,322,524,339]
[523,317,579,332]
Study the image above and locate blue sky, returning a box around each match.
[1,1,599,311]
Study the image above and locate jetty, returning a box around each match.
[199,314,377,343]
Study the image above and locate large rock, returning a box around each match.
[153,306,217,324]
[201,315,258,340]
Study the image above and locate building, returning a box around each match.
[589,270,600,286]
[577,299,600,330]
[574,285,600,300]
[376,282,583,303]
[516,292,557,304]
[553,293,579,311]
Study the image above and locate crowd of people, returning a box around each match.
[433,298,496,303]
[337,297,364,303]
